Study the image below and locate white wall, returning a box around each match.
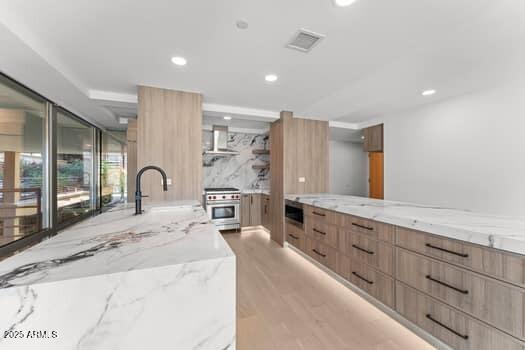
[384,77,525,217]
[329,141,368,196]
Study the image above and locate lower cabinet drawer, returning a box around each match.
[396,248,525,339]
[286,223,305,252]
[305,219,338,248]
[306,237,336,271]
[395,226,525,288]
[304,205,340,225]
[340,230,394,276]
[396,282,525,350]
[341,214,394,243]
[337,253,394,308]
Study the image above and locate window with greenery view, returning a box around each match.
[56,110,94,225]
[0,76,48,246]
[101,132,126,207]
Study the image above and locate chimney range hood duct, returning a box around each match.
[204,125,239,156]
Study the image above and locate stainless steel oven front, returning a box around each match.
[206,201,240,230]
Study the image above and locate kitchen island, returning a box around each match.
[0,201,236,350]
[285,193,525,255]
[285,194,525,350]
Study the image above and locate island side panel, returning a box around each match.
[0,256,236,350]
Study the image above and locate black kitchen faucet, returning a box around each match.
[135,166,168,215]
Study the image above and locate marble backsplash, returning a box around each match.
[203,131,270,190]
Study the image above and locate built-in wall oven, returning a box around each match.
[285,199,304,229]
[204,188,241,231]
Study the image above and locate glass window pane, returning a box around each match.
[0,78,48,247]
[56,111,93,225]
[101,132,126,207]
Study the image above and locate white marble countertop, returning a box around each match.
[0,201,236,350]
[242,189,270,195]
[285,193,525,255]
[0,200,234,289]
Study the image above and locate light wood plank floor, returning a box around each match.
[224,229,436,350]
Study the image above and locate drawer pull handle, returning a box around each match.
[312,211,326,217]
[312,249,326,258]
[352,223,373,231]
[352,244,374,255]
[425,243,469,258]
[426,314,469,340]
[313,228,327,236]
[289,234,299,240]
[352,271,374,284]
[426,275,469,295]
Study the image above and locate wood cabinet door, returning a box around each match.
[396,282,525,350]
[241,194,251,227]
[261,195,270,229]
[396,248,524,338]
[250,194,262,226]
[363,124,383,152]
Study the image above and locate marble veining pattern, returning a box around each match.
[203,131,269,190]
[286,194,525,255]
[0,201,236,350]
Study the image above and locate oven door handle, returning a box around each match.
[207,200,241,205]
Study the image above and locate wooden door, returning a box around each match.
[369,152,384,199]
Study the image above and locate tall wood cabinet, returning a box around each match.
[269,111,329,246]
[137,86,202,202]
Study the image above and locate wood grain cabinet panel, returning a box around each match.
[305,217,338,248]
[396,226,525,287]
[341,214,394,243]
[304,205,340,225]
[250,194,262,226]
[137,86,202,201]
[363,124,383,152]
[241,194,251,227]
[338,255,394,308]
[261,194,270,230]
[396,282,525,350]
[306,237,337,271]
[340,231,394,276]
[396,247,525,339]
[286,223,305,252]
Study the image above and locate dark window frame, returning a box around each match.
[0,71,121,258]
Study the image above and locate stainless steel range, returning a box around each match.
[204,187,241,231]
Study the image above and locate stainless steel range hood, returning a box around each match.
[204,125,239,156]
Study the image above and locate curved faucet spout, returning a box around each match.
[135,165,169,215]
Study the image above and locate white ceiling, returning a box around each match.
[1,0,524,128]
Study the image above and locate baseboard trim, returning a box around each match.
[285,242,452,350]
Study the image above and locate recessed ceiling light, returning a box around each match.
[265,74,278,82]
[422,89,436,96]
[171,56,187,66]
[333,0,357,7]
[223,115,232,120]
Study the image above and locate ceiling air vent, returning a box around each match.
[286,29,325,52]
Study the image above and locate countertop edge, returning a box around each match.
[285,194,525,256]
